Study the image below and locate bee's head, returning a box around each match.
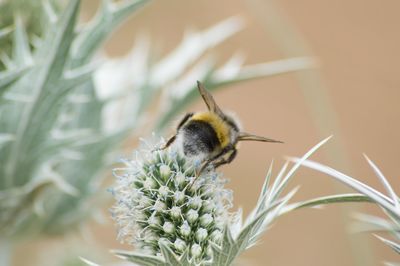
[220,111,241,143]
[196,81,282,145]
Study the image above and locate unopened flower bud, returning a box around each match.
[170,206,181,219]
[200,213,213,227]
[174,238,186,251]
[159,186,169,197]
[174,191,185,203]
[196,228,208,242]
[143,177,156,189]
[160,164,171,178]
[191,244,202,257]
[180,221,191,237]
[154,199,166,212]
[175,172,186,186]
[190,195,202,209]
[187,209,199,223]
[163,221,175,234]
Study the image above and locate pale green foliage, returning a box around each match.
[0,0,149,239]
[0,0,316,244]
[0,0,63,70]
[295,151,400,263]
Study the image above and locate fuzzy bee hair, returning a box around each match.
[160,81,282,175]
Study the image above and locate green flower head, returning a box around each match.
[111,138,233,263]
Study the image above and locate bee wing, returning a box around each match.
[197,81,224,116]
[238,132,284,143]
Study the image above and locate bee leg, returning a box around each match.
[188,160,211,190]
[196,144,234,174]
[158,135,176,150]
[196,160,212,177]
[213,148,237,169]
[156,113,194,151]
[177,112,194,130]
[191,146,237,187]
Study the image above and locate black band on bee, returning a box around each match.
[182,120,220,156]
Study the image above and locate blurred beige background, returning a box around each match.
[15,0,400,265]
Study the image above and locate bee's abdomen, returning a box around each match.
[181,120,220,156]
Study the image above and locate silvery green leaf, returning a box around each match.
[213,56,316,86]
[363,154,400,210]
[0,26,12,40]
[154,56,316,131]
[385,262,400,266]
[80,257,101,266]
[70,0,149,67]
[159,243,181,265]
[208,192,295,266]
[149,16,244,88]
[269,135,332,202]
[283,193,372,214]
[112,249,165,266]
[375,235,400,254]
[3,0,80,188]
[353,214,400,236]
[295,158,399,217]
[294,141,400,261]
[0,0,151,240]
[0,64,29,94]
[12,15,33,67]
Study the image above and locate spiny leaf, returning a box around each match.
[375,235,400,254]
[70,0,149,67]
[0,26,13,40]
[0,66,29,94]
[154,57,315,131]
[112,249,164,266]
[159,242,180,265]
[271,135,333,201]
[283,193,372,213]
[12,15,32,67]
[295,158,398,216]
[4,0,80,187]
[364,154,400,210]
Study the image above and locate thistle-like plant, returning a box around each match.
[0,0,315,242]
[111,140,232,264]
[108,136,367,265]
[295,153,400,265]
[0,2,318,266]
[0,0,153,240]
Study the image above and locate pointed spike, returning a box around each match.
[159,242,180,264]
[0,52,14,69]
[272,135,333,200]
[79,257,100,266]
[12,14,33,67]
[0,66,30,91]
[111,249,164,265]
[42,0,58,24]
[0,26,13,40]
[363,154,400,210]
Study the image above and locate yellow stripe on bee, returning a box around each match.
[191,112,230,147]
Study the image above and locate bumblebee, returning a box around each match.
[161,81,282,175]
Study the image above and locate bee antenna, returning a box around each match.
[238,132,284,143]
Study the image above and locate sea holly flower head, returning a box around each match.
[111,138,233,263]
